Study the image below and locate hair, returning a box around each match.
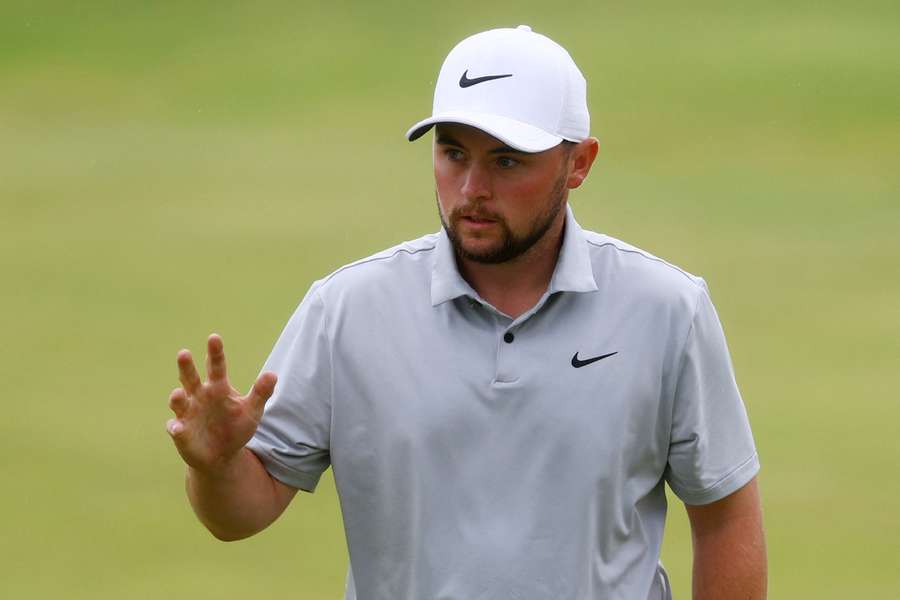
[559,140,577,157]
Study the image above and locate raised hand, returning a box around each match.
[166,334,277,474]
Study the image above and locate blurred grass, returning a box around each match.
[2,1,899,598]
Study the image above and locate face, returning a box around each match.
[433,123,575,265]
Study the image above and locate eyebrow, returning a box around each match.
[435,134,527,155]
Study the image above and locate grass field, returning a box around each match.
[2,2,899,598]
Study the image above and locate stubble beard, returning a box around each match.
[438,172,568,265]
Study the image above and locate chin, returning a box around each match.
[455,239,520,264]
[458,237,497,254]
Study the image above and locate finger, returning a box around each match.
[166,417,185,438]
[206,333,228,383]
[177,350,202,395]
[169,387,189,417]
[166,418,199,467]
[246,371,278,412]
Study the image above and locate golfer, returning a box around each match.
[167,25,766,600]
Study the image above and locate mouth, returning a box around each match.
[457,214,499,231]
[457,209,500,224]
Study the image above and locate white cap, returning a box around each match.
[406,25,590,153]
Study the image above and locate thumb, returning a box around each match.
[246,371,278,412]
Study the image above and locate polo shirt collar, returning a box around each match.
[547,205,600,295]
[430,204,598,307]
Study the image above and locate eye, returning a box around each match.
[496,156,519,169]
[444,148,465,161]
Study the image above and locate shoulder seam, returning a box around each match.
[310,287,335,448]
[584,239,701,287]
[319,241,438,286]
[668,280,709,434]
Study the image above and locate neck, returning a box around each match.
[457,212,566,319]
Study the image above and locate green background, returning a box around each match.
[2,1,898,598]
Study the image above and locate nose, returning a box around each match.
[460,161,492,201]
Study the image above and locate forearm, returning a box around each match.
[691,513,767,599]
[686,478,767,600]
[186,447,292,541]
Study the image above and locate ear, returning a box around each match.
[566,137,600,190]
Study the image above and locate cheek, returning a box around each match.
[433,164,461,206]
[514,164,566,201]
[433,169,455,218]
[498,177,547,211]
[433,161,458,190]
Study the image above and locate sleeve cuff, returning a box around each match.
[669,452,760,505]
[246,440,325,493]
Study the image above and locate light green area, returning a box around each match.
[2,2,898,598]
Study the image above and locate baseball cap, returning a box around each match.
[406,25,590,153]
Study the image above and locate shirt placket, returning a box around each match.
[492,312,520,385]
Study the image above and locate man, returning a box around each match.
[167,26,766,599]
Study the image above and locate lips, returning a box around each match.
[458,209,499,223]
[458,214,499,232]
[451,207,503,231]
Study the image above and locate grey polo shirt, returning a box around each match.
[247,205,759,600]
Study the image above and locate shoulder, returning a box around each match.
[311,232,441,303]
[582,230,704,287]
[581,228,709,314]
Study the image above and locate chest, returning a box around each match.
[327,293,677,484]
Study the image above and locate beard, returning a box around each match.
[438,172,568,265]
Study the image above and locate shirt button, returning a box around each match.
[503,332,515,343]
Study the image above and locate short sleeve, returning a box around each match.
[246,282,332,492]
[664,281,759,505]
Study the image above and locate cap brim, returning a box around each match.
[405,111,563,153]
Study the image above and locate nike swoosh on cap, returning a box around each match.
[459,70,513,88]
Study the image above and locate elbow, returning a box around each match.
[210,530,249,543]
[203,521,259,542]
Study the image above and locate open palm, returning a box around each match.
[166,334,277,473]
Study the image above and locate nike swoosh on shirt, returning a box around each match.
[571,351,618,368]
[459,70,513,88]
